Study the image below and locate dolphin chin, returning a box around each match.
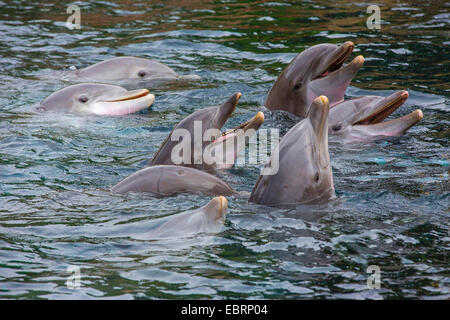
[309,55,364,109]
[90,89,155,115]
[329,90,423,143]
[35,83,155,115]
[265,41,363,118]
[145,196,228,240]
[249,96,335,207]
[151,93,264,170]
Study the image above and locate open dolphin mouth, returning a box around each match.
[93,89,155,115]
[355,91,409,125]
[354,109,423,138]
[309,42,364,109]
[205,111,264,168]
[315,41,355,79]
[214,111,265,144]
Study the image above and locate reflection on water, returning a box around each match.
[0,0,448,299]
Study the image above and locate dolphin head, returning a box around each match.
[201,196,228,233]
[249,96,335,206]
[328,90,423,143]
[266,41,364,117]
[151,93,264,169]
[77,56,178,81]
[36,83,155,115]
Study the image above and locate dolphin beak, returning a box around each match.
[205,111,264,169]
[310,55,364,108]
[215,92,242,128]
[207,196,228,221]
[103,89,151,102]
[317,96,330,162]
[317,41,355,78]
[355,90,409,125]
[217,196,228,220]
[217,111,265,141]
[353,109,423,137]
[92,89,155,115]
[308,96,330,168]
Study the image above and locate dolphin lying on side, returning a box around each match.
[33,83,155,115]
[67,56,200,83]
[111,165,237,196]
[146,196,228,240]
[329,90,423,143]
[266,41,364,118]
[151,92,265,170]
[249,96,335,206]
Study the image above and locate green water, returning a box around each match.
[0,0,448,299]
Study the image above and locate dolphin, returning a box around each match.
[111,165,237,196]
[328,90,423,143]
[146,196,228,240]
[70,56,199,83]
[265,41,364,118]
[34,83,155,115]
[151,92,265,170]
[249,96,335,206]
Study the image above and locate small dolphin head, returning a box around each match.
[250,96,335,206]
[329,91,423,143]
[266,41,364,117]
[36,83,155,115]
[78,56,178,81]
[202,196,228,233]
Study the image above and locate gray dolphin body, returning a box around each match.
[146,196,228,239]
[329,91,423,143]
[266,41,364,118]
[151,93,265,170]
[72,56,199,83]
[111,165,237,196]
[249,96,335,206]
[34,83,155,115]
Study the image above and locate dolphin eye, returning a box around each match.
[78,95,88,103]
[293,82,303,90]
[332,124,342,131]
[138,71,147,77]
[314,172,320,182]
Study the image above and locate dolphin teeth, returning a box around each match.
[221,118,252,137]
[354,92,408,125]
[315,42,354,80]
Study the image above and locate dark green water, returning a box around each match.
[0,0,448,299]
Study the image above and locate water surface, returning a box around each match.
[0,0,448,299]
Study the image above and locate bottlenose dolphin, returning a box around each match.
[111,165,237,196]
[266,41,364,117]
[34,83,155,115]
[69,56,199,83]
[329,91,423,143]
[146,196,228,239]
[151,92,265,170]
[249,96,335,206]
